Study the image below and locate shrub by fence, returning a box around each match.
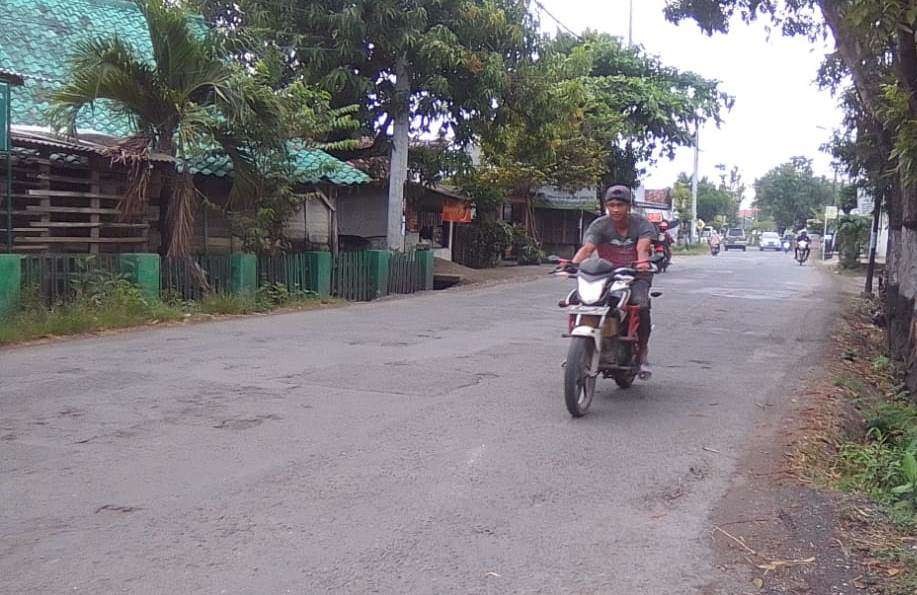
[20,254,122,306]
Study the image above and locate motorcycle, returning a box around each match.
[795,240,810,265]
[652,235,671,272]
[551,255,662,417]
[709,241,720,256]
[782,240,791,254]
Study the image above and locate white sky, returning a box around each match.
[537,0,843,206]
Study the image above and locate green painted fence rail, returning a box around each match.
[257,253,313,293]
[388,250,420,294]
[332,250,372,301]
[161,255,233,301]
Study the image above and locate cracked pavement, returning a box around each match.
[0,251,837,593]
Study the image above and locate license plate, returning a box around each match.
[567,305,609,315]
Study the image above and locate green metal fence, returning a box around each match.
[161,255,233,301]
[388,250,421,294]
[13,249,428,308]
[257,253,313,294]
[21,254,121,306]
[332,250,372,301]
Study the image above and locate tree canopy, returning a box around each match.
[672,171,741,227]
[753,157,834,232]
[198,0,535,148]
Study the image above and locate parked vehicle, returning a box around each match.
[759,231,781,251]
[552,256,661,417]
[723,228,748,251]
[795,239,811,265]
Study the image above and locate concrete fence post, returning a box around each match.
[303,251,332,297]
[416,248,434,291]
[0,253,22,316]
[366,250,391,299]
[230,253,257,297]
[117,253,161,301]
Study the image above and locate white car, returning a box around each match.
[759,231,781,251]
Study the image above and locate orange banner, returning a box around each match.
[442,198,473,223]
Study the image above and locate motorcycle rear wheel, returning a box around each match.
[564,337,596,417]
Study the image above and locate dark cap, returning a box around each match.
[603,185,632,205]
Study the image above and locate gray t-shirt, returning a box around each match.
[583,213,656,267]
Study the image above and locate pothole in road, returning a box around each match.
[213,414,281,431]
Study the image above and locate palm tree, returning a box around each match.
[50,0,280,257]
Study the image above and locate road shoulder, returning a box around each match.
[703,274,914,594]
[698,267,850,593]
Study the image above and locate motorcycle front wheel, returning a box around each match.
[564,337,596,417]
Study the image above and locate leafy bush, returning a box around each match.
[836,214,871,269]
[511,225,544,265]
[458,219,513,268]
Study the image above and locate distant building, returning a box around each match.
[633,188,673,222]
[738,207,760,220]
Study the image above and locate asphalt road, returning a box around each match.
[0,250,838,593]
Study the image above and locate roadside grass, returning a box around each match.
[672,244,709,255]
[791,294,916,592]
[1,279,338,346]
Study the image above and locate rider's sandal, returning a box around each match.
[638,363,653,380]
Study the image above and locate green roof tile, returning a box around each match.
[183,144,370,186]
[0,0,151,135]
[0,0,368,185]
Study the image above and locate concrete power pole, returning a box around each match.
[387,57,410,251]
[627,0,633,46]
[690,121,699,243]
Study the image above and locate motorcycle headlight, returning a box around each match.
[577,278,606,305]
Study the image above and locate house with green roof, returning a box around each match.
[0,0,369,254]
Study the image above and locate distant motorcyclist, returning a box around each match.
[708,229,721,254]
[795,229,811,260]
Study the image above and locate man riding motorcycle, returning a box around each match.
[569,185,656,377]
[795,229,811,261]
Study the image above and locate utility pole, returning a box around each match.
[387,56,410,251]
[627,0,633,46]
[690,120,699,244]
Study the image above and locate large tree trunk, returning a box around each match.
[818,1,917,390]
[386,57,410,251]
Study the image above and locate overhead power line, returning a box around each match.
[532,0,582,40]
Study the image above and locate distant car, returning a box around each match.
[724,228,748,252]
[759,231,781,251]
